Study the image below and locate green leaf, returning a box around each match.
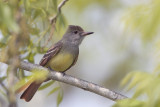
[17,69,25,79]
[39,80,55,91]
[113,99,144,107]
[14,76,33,92]
[0,35,10,48]
[0,42,6,48]
[27,52,35,63]
[47,87,60,96]
[57,91,63,107]
[121,72,133,87]
[37,46,48,54]
[0,89,7,99]
[0,76,7,82]
[52,0,57,12]
[32,8,43,20]
[118,71,160,107]
[29,27,40,35]
[57,14,66,27]
[122,0,160,42]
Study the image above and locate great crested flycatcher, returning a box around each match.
[20,25,94,102]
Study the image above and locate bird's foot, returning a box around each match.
[48,67,53,71]
[61,72,66,76]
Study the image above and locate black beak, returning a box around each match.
[81,31,94,36]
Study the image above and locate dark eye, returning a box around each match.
[74,31,78,34]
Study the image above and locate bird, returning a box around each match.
[20,25,94,102]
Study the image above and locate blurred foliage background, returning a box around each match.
[0,0,160,107]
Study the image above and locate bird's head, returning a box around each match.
[63,25,94,45]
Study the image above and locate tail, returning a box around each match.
[20,82,42,102]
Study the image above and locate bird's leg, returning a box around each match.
[48,67,53,71]
[61,72,66,76]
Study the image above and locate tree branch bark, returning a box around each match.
[19,61,128,101]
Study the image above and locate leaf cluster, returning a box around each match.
[0,0,66,106]
[114,0,160,106]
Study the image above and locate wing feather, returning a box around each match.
[39,42,63,66]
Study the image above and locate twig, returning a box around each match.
[50,0,69,24]
[19,61,128,101]
[0,81,11,103]
[0,82,8,93]
[43,0,69,48]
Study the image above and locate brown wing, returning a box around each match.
[20,42,63,102]
[39,41,63,66]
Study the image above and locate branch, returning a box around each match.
[50,0,69,24]
[43,0,69,48]
[19,61,128,101]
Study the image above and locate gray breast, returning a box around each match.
[62,43,79,57]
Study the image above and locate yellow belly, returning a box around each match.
[47,53,74,72]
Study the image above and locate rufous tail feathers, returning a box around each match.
[20,82,42,102]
